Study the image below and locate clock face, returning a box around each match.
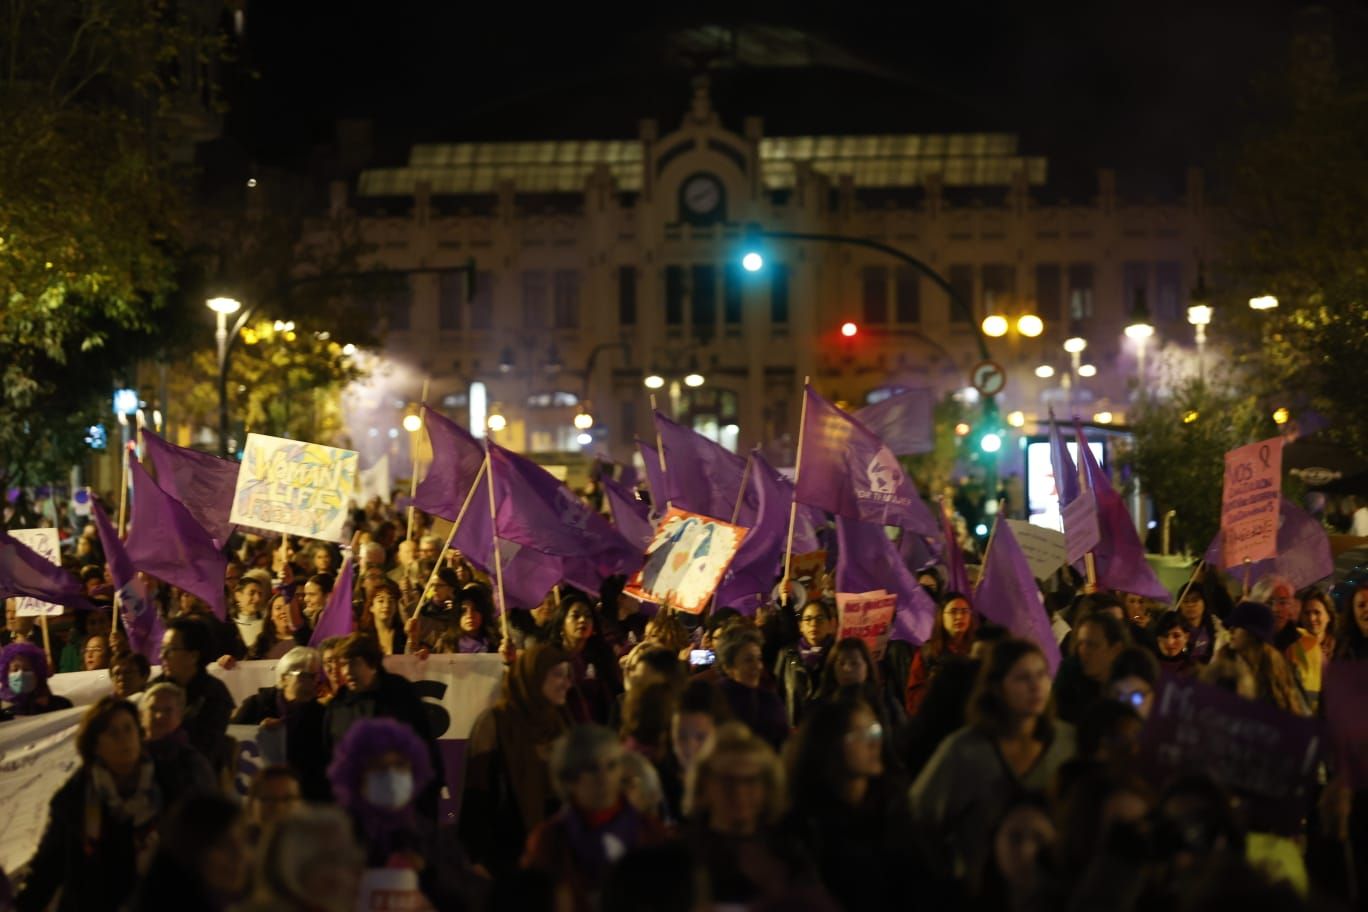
[683,175,722,215]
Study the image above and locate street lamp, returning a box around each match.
[643,374,665,390]
[1249,295,1279,311]
[1016,314,1044,337]
[1034,364,1056,379]
[1124,289,1156,388]
[206,296,244,457]
[981,314,1009,337]
[573,408,594,431]
[1187,265,1212,381]
[1077,364,1098,378]
[683,371,705,388]
[402,413,422,433]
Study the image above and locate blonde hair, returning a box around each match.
[682,721,786,826]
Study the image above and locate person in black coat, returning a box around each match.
[715,625,789,750]
[15,697,215,912]
[149,617,235,773]
[230,645,330,800]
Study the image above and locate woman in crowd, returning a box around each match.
[553,595,622,724]
[231,646,330,800]
[522,724,666,911]
[243,766,303,845]
[152,618,235,770]
[301,572,336,629]
[619,680,678,764]
[437,583,500,654]
[620,749,666,822]
[1,641,73,717]
[1106,646,1160,719]
[906,592,979,716]
[14,697,210,911]
[1152,610,1195,676]
[126,793,251,911]
[816,635,907,728]
[1299,588,1336,670]
[910,638,1076,882]
[236,805,363,912]
[82,632,111,670]
[786,697,917,909]
[463,643,574,877]
[772,598,836,727]
[250,592,309,660]
[109,651,151,699]
[318,635,347,703]
[1177,583,1226,665]
[361,580,408,656]
[970,792,1057,912]
[230,574,272,659]
[714,623,788,749]
[1223,601,1311,717]
[1334,580,1368,661]
[657,678,730,821]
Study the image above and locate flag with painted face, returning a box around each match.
[125,456,228,619]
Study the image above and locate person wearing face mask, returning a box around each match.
[0,642,72,718]
[522,725,667,912]
[462,644,575,877]
[772,599,836,728]
[232,646,331,799]
[329,717,483,910]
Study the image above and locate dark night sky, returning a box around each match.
[220,1,1368,193]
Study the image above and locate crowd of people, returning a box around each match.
[0,491,1365,911]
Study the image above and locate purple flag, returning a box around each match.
[412,407,486,522]
[636,439,667,517]
[141,429,239,547]
[602,476,654,550]
[1074,423,1170,600]
[975,518,1062,674]
[854,387,935,455]
[91,497,163,661]
[1203,497,1333,591]
[941,505,972,596]
[125,456,228,619]
[835,516,936,645]
[0,529,83,608]
[792,506,824,556]
[653,412,749,521]
[715,452,791,612]
[795,386,938,537]
[309,554,356,646]
[497,540,565,610]
[1048,415,1080,511]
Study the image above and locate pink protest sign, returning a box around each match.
[1220,437,1283,569]
[1062,491,1101,564]
[836,590,897,661]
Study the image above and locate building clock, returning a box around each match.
[679,173,725,225]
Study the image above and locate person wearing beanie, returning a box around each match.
[1222,601,1310,717]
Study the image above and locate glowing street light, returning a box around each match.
[840,321,859,337]
[1272,407,1290,425]
[573,410,594,430]
[1093,411,1114,424]
[486,412,507,433]
[741,251,764,273]
[683,372,705,388]
[401,414,422,433]
[1007,410,1026,428]
[643,374,665,390]
[981,314,1009,337]
[1063,336,1087,354]
[1078,364,1098,378]
[1034,364,1055,379]
[1016,314,1044,337]
[980,432,1003,453]
[207,296,242,315]
[1249,295,1279,311]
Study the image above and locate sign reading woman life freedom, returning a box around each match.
[228,434,359,543]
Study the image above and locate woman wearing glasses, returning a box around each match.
[231,646,330,799]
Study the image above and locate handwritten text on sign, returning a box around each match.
[11,528,62,617]
[1220,437,1283,569]
[836,590,897,661]
[228,434,359,543]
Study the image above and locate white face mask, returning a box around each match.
[363,768,414,810]
[8,670,35,695]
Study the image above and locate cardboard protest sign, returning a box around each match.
[625,507,749,614]
[1323,661,1368,789]
[10,528,63,617]
[1139,674,1320,834]
[1062,491,1101,564]
[1220,437,1283,569]
[1004,520,1067,581]
[229,434,359,543]
[836,590,897,660]
[790,549,828,580]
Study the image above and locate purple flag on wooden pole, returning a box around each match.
[140,429,239,548]
[602,476,654,550]
[715,452,791,612]
[1073,423,1171,600]
[1048,415,1080,511]
[1203,497,1333,591]
[653,412,749,521]
[835,516,936,645]
[853,387,935,455]
[795,386,938,537]
[636,439,667,518]
[974,518,1062,674]
[941,504,973,595]
[92,496,164,661]
[412,408,486,521]
[124,456,228,619]
[309,553,356,646]
[0,529,83,608]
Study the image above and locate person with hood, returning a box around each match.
[0,641,72,718]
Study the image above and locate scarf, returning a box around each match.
[85,759,162,868]
[494,644,572,831]
[797,637,828,672]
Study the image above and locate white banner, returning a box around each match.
[0,707,84,874]
[12,527,63,617]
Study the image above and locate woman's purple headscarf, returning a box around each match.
[0,641,52,705]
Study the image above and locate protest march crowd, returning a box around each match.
[0,386,1365,912]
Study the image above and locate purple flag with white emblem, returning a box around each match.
[412,407,486,522]
[1203,497,1332,590]
[835,516,936,645]
[125,455,228,619]
[795,386,938,536]
[975,517,1061,674]
[141,429,239,548]
[92,497,163,660]
[309,553,356,646]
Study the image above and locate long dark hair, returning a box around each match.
[1333,582,1368,661]
[923,591,979,660]
[816,637,881,706]
[968,638,1055,741]
[786,696,876,809]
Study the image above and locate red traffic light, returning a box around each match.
[840,321,858,337]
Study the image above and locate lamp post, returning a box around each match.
[1123,289,1155,391]
[207,296,244,457]
[1186,266,1212,382]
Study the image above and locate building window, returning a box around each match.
[438,272,463,331]
[981,264,1016,312]
[553,269,580,329]
[469,271,493,330]
[1034,264,1062,323]
[948,264,974,323]
[1155,261,1182,322]
[1122,262,1149,318]
[618,266,637,326]
[770,264,790,325]
[386,281,411,331]
[723,262,743,326]
[522,270,548,327]
[665,266,685,326]
[862,266,888,325]
[895,267,920,324]
[1068,263,1094,320]
[691,264,716,342]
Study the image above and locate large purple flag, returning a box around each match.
[602,476,654,550]
[496,540,565,610]
[835,516,936,645]
[975,518,1062,674]
[715,452,791,612]
[91,497,164,660]
[141,429,239,547]
[412,407,486,522]
[653,412,749,521]
[125,456,228,619]
[795,386,938,536]
[1203,497,1333,590]
[1073,423,1170,600]
[1048,415,1080,511]
[854,387,935,455]
[309,554,356,646]
[941,504,973,596]
[0,529,83,608]
[636,439,667,517]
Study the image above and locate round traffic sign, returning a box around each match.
[970,360,1007,397]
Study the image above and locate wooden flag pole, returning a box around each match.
[649,394,671,511]
[1173,559,1205,609]
[485,442,511,645]
[780,377,812,597]
[116,443,131,538]
[1241,557,1253,599]
[416,458,488,618]
[406,381,431,544]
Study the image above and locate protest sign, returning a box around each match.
[836,590,897,660]
[790,549,828,580]
[1062,491,1101,564]
[10,527,63,617]
[229,433,359,543]
[1004,520,1067,581]
[1220,437,1283,569]
[1139,674,1320,834]
[1323,661,1368,789]
[0,706,82,874]
[625,507,749,614]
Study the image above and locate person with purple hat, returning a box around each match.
[0,642,72,718]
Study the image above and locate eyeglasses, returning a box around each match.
[800,615,825,624]
[283,670,319,680]
[845,722,884,744]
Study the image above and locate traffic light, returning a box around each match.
[972,399,1007,454]
[840,321,858,337]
